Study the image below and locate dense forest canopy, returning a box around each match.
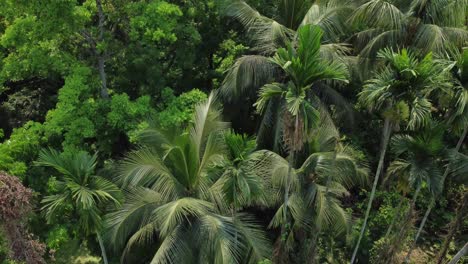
[0,0,467,263]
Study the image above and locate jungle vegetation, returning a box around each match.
[0,0,467,263]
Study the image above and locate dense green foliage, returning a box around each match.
[0,0,466,263]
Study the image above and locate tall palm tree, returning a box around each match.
[351,48,453,263]
[105,93,271,263]
[351,0,468,58]
[404,49,468,262]
[250,114,368,262]
[253,24,348,245]
[220,0,354,101]
[435,152,468,264]
[384,123,448,261]
[36,149,122,264]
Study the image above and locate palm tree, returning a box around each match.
[434,149,468,264]
[351,48,453,263]
[250,114,368,262]
[253,24,348,246]
[212,132,265,216]
[105,93,271,263]
[384,123,448,260]
[36,149,121,264]
[220,0,354,101]
[404,49,468,262]
[351,0,468,58]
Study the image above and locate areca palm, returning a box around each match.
[250,115,368,262]
[252,24,348,245]
[212,132,265,214]
[105,93,271,263]
[351,48,453,263]
[404,49,468,262]
[221,0,354,100]
[384,124,448,260]
[351,0,468,58]
[36,149,121,264]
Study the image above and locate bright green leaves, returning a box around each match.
[108,94,152,131]
[0,121,44,177]
[43,66,154,155]
[157,88,208,129]
[129,1,187,44]
[0,1,89,86]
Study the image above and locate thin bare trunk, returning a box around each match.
[436,193,468,264]
[351,117,392,264]
[386,183,422,261]
[96,0,108,99]
[97,232,108,264]
[448,242,468,264]
[404,198,434,263]
[385,196,404,237]
[406,126,467,263]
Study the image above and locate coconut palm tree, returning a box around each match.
[36,149,122,264]
[351,0,468,58]
[351,48,453,263]
[250,114,368,262]
[104,93,271,263]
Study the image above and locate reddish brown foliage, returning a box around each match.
[0,172,46,264]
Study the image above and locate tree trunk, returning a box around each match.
[96,0,109,99]
[447,242,468,264]
[385,182,422,261]
[406,126,467,263]
[396,183,422,237]
[436,192,468,264]
[309,148,337,264]
[97,232,108,264]
[403,198,434,263]
[385,196,404,237]
[350,117,392,264]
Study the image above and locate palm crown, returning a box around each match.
[255,25,348,150]
[358,48,453,130]
[37,149,121,235]
[105,93,271,263]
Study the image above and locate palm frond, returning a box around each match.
[351,0,406,30]
[118,148,185,200]
[153,198,213,237]
[407,97,432,130]
[104,187,163,251]
[190,91,230,155]
[221,55,277,100]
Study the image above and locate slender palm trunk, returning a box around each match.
[447,242,468,264]
[403,198,434,263]
[97,232,108,264]
[387,183,422,260]
[405,126,467,262]
[283,115,299,235]
[351,117,392,264]
[385,196,404,237]
[436,192,468,264]
[396,183,422,237]
[96,0,109,99]
[308,148,337,264]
